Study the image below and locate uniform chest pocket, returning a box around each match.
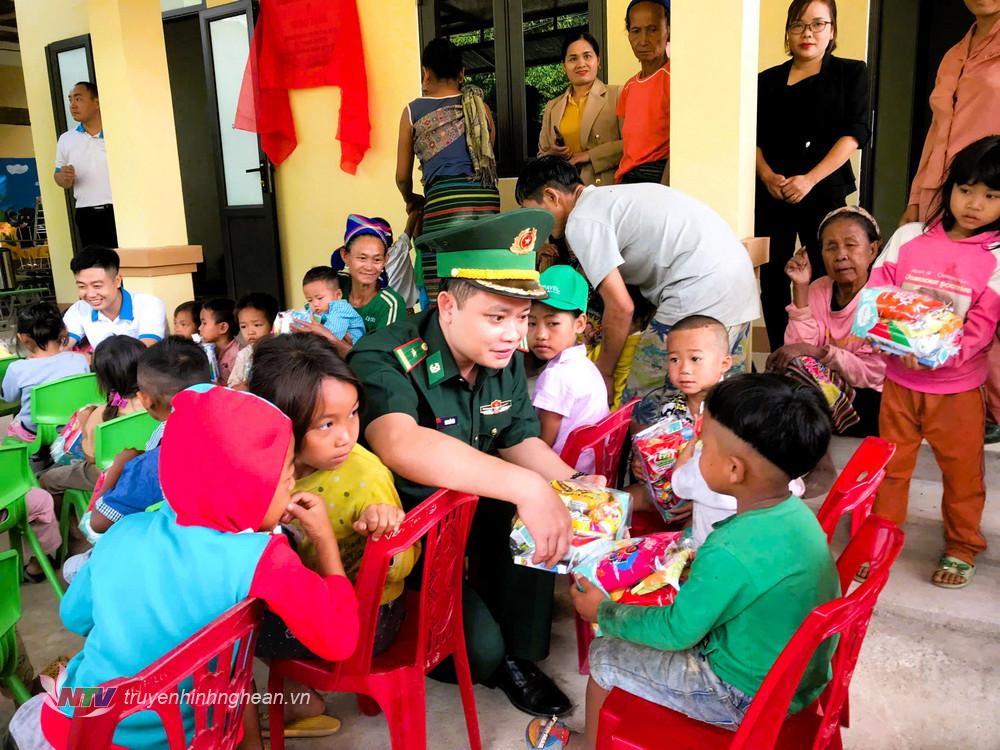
[475,401,514,453]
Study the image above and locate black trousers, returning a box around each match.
[75,204,118,249]
[755,188,846,352]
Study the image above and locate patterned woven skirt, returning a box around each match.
[417,176,501,297]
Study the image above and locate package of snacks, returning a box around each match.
[632,416,698,522]
[575,534,696,634]
[851,286,963,368]
[510,480,631,573]
[274,309,314,335]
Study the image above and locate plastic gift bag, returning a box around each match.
[851,286,963,368]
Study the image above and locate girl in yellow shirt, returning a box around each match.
[251,333,419,656]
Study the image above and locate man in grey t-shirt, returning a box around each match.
[517,156,759,402]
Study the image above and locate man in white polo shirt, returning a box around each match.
[54,81,117,248]
[516,156,760,404]
[64,247,167,350]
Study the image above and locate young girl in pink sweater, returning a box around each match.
[869,135,1000,589]
[769,206,886,437]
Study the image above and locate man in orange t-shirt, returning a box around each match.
[616,0,670,184]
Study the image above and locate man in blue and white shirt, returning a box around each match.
[63,246,167,350]
[54,81,117,248]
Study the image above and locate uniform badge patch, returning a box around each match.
[480,399,512,415]
[393,337,428,373]
[426,351,445,386]
[435,416,458,429]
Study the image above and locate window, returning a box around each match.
[418,0,607,177]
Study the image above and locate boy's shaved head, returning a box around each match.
[668,315,729,353]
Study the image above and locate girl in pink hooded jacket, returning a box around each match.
[868,135,1000,590]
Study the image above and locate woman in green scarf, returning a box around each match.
[395,37,500,298]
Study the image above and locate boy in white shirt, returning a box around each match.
[529,265,610,473]
[653,315,735,545]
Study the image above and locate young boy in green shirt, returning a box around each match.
[559,373,839,749]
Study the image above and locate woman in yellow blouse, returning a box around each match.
[538,32,623,187]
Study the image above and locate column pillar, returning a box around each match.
[670,0,761,236]
[87,0,200,318]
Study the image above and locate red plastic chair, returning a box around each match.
[816,437,896,543]
[596,515,903,750]
[266,489,480,750]
[560,398,639,676]
[66,598,265,749]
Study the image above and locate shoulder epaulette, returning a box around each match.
[393,337,429,373]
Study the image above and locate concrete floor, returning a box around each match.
[2,436,998,749]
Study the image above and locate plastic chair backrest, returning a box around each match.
[0,356,20,387]
[344,488,478,677]
[0,548,22,686]
[30,372,103,427]
[0,444,36,531]
[560,398,640,482]
[730,516,904,750]
[0,548,22,639]
[93,410,159,471]
[816,437,896,542]
[0,356,23,412]
[68,598,265,750]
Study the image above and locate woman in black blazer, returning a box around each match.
[755,0,870,351]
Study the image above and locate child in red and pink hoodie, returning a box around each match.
[867,135,1000,590]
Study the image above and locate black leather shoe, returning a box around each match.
[492,656,572,716]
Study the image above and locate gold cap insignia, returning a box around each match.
[510,227,537,255]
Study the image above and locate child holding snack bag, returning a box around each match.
[529,265,609,473]
[527,374,838,749]
[629,315,730,526]
[865,135,1000,589]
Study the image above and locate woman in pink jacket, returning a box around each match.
[768,206,885,437]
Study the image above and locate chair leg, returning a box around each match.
[380,677,426,750]
[58,497,73,564]
[23,523,63,599]
[6,529,23,579]
[2,674,31,706]
[266,667,286,750]
[453,643,482,750]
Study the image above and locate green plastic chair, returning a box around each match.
[0,356,22,419]
[0,444,63,599]
[0,548,31,705]
[60,410,159,560]
[1,372,102,453]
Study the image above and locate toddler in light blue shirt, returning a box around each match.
[301,265,366,344]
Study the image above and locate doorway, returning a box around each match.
[867,0,974,231]
[164,15,227,299]
[162,1,285,305]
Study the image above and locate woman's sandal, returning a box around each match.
[260,712,342,739]
[23,556,57,584]
[931,556,975,590]
[525,716,573,749]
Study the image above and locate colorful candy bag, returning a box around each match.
[575,534,696,634]
[510,480,632,573]
[632,415,699,522]
[851,286,963,368]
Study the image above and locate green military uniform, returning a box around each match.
[347,209,557,682]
